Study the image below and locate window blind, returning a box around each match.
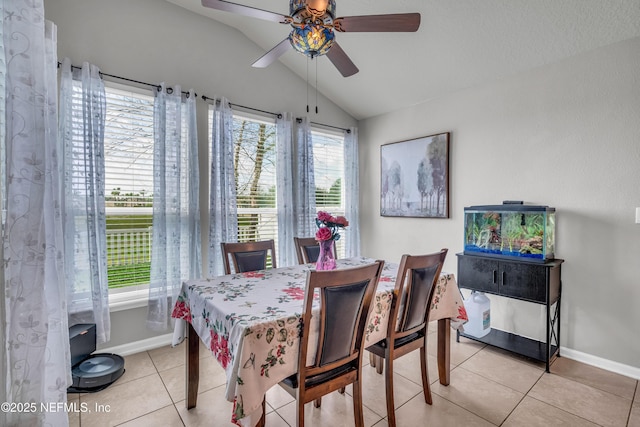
[103,85,155,289]
[311,129,345,257]
[208,109,279,261]
[207,109,347,261]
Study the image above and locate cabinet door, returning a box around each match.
[499,262,546,303]
[458,256,499,294]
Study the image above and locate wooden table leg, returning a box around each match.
[186,322,200,409]
[256,398,266,427]
[437,318,450,385]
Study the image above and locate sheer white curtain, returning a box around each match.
[294,117,317,237]
[276,113,297,266]
[208,97,238,276]
[0,6,6,420]
[59,58,111,344]
[2,4,71,425]
[147,86,201,331]
[343,127,361,257]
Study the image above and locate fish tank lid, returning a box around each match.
[465,202,555,213]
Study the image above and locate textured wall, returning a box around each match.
[359,36,640,372]
[44,0,356,349]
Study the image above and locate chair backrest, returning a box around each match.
[293,237,337,264]
[388,249,448,340]
[298,261,384,386]
[221,239,277,274]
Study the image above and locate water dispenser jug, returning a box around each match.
[463,291,491,338]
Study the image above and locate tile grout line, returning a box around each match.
[523,394,609,427]
[428,362,501,426]
[624,380,639,427]
[148,348,190,426]
[111,403,182,427]
[271,409,293,427]
[533,371,634,426]
[497,371,548,426]
[114,344,639,427]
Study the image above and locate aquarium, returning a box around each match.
[463,203,555,262]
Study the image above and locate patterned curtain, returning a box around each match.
[275,113,296,266]
[59,58,111,344]
[343,127,361,257]
[208,97,238,276]
[294,117,317,237]
[147,86,201,331]
[2,3,71,425]
[0,7,5,420]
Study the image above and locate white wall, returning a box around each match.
[44,0,356,349]
[44,0,640,373]
[359,36,640,373]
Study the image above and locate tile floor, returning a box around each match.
[68,328,639,427]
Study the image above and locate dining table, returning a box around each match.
[171,257,468,427]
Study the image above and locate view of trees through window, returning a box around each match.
[224,112,346,258]
[311,129,345,257]
[232,116,277,243]
[103,102,347,291]
[103,85,155,290]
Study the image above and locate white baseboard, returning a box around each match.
[560,346,640,380]
[97,335,640,380]
[98,333,174,357]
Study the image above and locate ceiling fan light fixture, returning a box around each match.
[289,25,334,57]
[306,0,330,17]
[290,0,335,18]
[201,0,420,77]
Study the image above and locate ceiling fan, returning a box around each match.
[201,0,421,77]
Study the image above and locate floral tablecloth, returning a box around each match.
[171,257,467,427]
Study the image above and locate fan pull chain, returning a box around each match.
[306,56,310,114]
[315,58,319,114]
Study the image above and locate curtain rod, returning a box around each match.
[58,62,350,133]
[57,62,195,98]
[201,95,350,133]
[296,117,351,134]
[201,95,283,119]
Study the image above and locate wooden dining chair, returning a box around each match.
[267,260,384,427]
[293,236,337,264]
[366,249,448,427]
[221,239,276,275]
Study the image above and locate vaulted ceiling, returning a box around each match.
[167,0,640,120]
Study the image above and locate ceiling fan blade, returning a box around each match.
[326,42,359,77]
[252,38,292,68]
[335,13,421,32]
[201,0,289,23]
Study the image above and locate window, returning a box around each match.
[208,109,346,257]
[233,113,278,244]
[311,128,345,257]
[102,84,155,291]
[208,111,279,256]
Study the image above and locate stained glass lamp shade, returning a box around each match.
[289,25,335,57]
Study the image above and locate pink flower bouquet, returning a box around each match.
[315,211,349,241]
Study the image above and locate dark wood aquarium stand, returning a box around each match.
[455,253,564,372]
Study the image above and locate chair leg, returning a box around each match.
[420,346,433,405]
[369,351,376,367]
[297,395,305,427]
[314,397,321,408]
[352,378,365,427]
[257,397,266,427]
[375,355,383,375]
[339,387,345,394]
[385,356,396,427]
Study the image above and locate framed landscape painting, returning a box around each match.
[380,132,450,218]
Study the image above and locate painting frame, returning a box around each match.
[380,132,450,218]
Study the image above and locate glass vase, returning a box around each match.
[316,239,336,270]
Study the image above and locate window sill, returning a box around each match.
[109,288,149,312]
